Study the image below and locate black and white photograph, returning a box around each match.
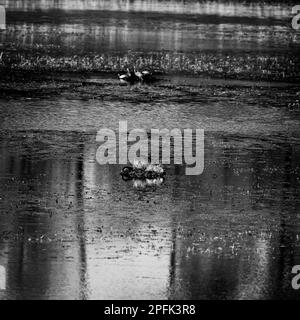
[0,0,300,302]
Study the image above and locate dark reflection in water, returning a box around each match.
[0,131,299,299]
[1,0,299,55]
[3,0,293,18]
[3,19,297,54]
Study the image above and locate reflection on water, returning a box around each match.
[0,130,299,299]
[2,21,297,53]
[1,0,299,55]
[0,265,6,290]
[1,0,299,80]
[132,178,165,189]
[3,0,292,19]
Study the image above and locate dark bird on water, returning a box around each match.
[120,160,166,181]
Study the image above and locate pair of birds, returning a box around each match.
[118,67,152,84]
[121,159,166,181]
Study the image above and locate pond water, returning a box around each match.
[0,0,300,300]
[1,0,299,54]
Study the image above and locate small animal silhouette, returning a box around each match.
[121,160,165,181]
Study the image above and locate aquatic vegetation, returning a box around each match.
[0,49,299,82]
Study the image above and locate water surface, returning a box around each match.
[0,0,300,300]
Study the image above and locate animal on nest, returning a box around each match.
[118,68,138,84]
[120,159,166,181]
